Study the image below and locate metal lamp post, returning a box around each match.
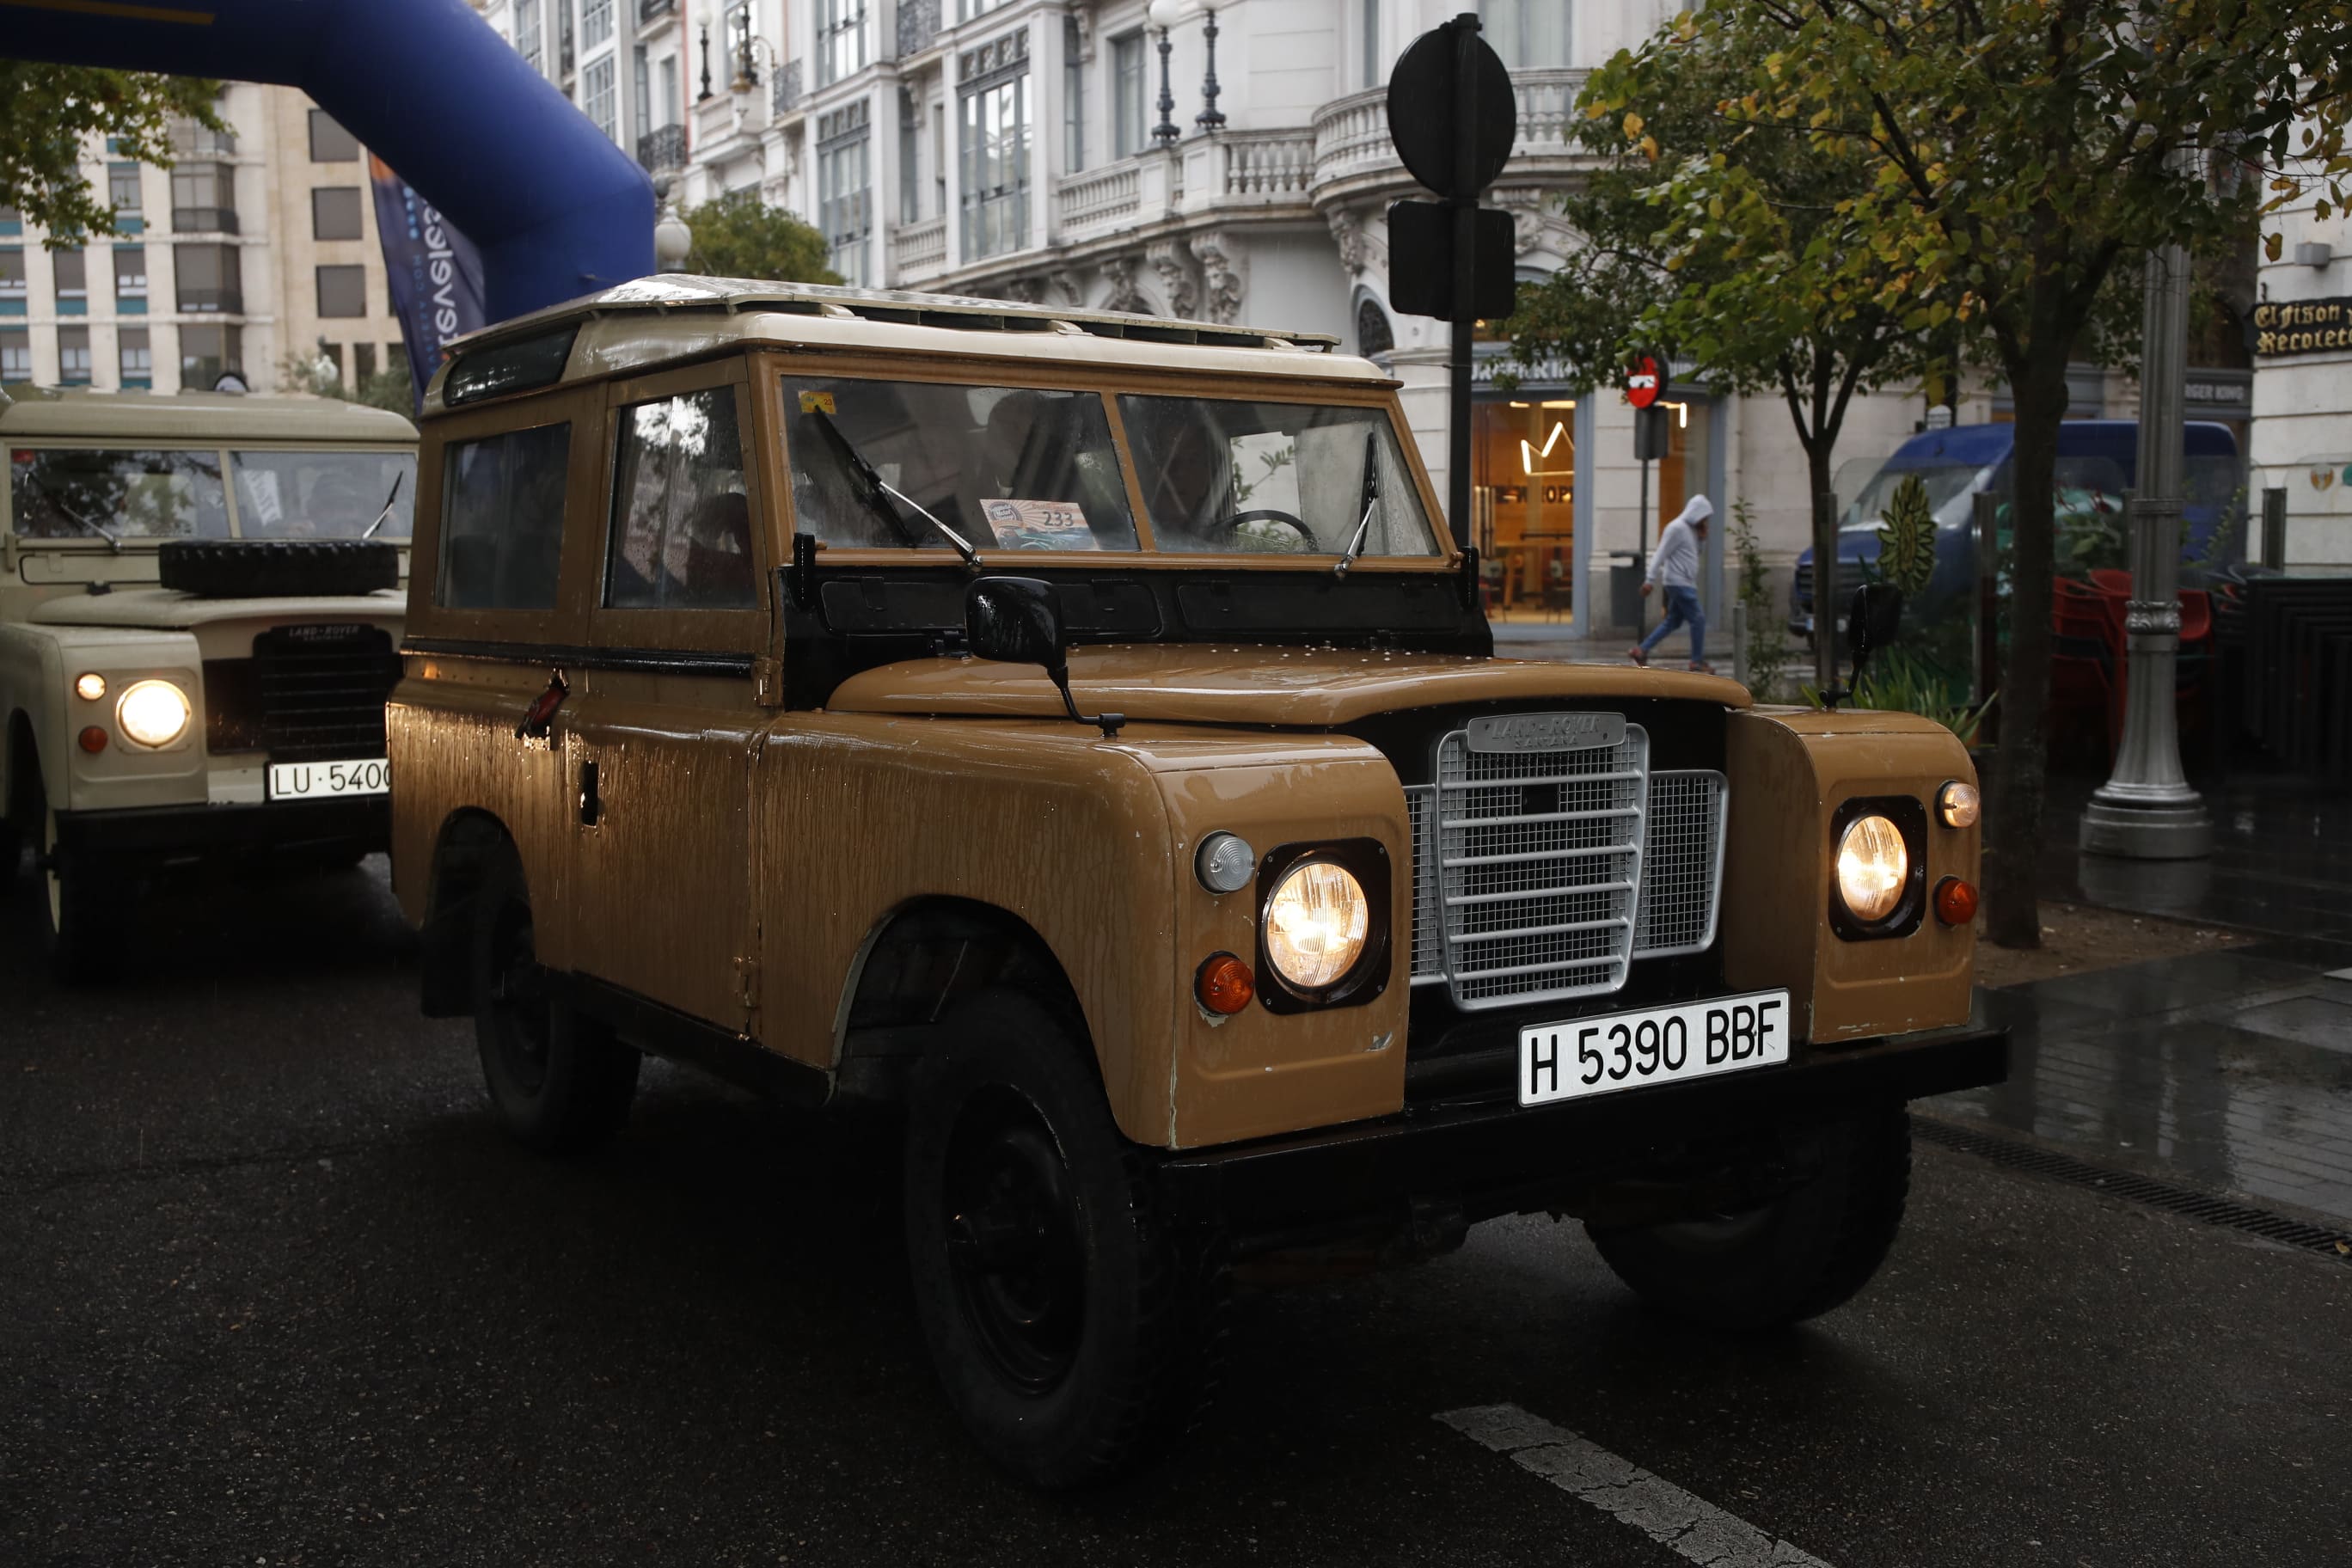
[2079,233,2214,859]
[1149,0,1181,147]
[1196,6,1225,132]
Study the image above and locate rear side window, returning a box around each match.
[606,389,756,610]
[437,423,570,610]
[8,447,229,540]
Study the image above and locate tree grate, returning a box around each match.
[1914,1115,2352,1264]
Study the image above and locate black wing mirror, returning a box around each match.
[963,576,1124,738]
[1822,582,1903,711]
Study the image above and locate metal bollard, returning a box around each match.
[2261,487,2287,570]
[1730,602,1749,689]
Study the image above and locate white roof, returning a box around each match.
[0,386,417,444]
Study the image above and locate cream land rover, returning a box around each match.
[0,387,417,978]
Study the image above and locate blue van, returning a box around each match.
[1790,420,2245,639]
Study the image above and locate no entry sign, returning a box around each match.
[1626,357,1662,409]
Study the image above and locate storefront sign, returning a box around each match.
[2253,297,2352,357]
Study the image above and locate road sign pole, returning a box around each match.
[1446,13,1480,560]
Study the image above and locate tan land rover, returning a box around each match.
[390,277,2005,1488]
[2,387,416,979]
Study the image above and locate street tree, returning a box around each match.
[681,191,841,285]
[1598,0,2347,947]
[1511,5,1935,655]
[0,65,227,243]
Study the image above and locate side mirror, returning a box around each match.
[1847,582,1903,676]
[965,575,1067,679]
[962,576,1124,738]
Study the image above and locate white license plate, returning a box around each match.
[267,757,391,800]
[1519,989,1792,1107]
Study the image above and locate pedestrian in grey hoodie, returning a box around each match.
[1630,494,1712,671]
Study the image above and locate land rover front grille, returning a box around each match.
[202,623,401,763]
[1406,717,1727,1009]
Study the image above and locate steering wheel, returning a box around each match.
[1223,507,1316,553]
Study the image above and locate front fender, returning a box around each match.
[0,622,207,813]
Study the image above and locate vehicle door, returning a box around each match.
[561,359,774,1032]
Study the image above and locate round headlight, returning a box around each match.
[1263,860,1370,990]
[1194,831,1256,895]
[74,672,107,702]
[1834,814,1910,924]
[116,679,192,748]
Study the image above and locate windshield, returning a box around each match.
[781,377,1138,552]
[8,447,230,540]
[1840,462,1987,531]
[230,450,416,540]
[1118,395,1440,557]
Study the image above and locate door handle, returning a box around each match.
[578,759,601,827]
[517,669,568,740]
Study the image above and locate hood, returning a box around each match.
[829,646,1751,726]
[30,587,405,631]
[1669,495,1713,530]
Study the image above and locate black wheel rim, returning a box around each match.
[941,1087,1087,1394]
[487,901,552,1095]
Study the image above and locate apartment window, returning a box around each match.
[634,46,651,138]
[170,118,236,159]
[515,0,543,69]
[53,248,88,312]
[308,109,360,163]
[583,56,618,141]
[958,33,1031,263]
[1063,16,1085,174]
[0,248,23,310]
[0,208,20,236]
[1481,0,1569,69]
[816,0,867,88]
[58,327,92,385]
[958,0,1009,18]
[898,88,922,225]
[816,102,872,285]
[1363,0,1381,87]
[312,187,364,242]
[171,164,238,233]
[317,264,367,318]
[181,322,244,386]
[581,0,613,52]
[174,243,242,313]
[558,0,576,77]
[113,246,147,308]
[108,162,144,217]
[1112,32,1147,159]
[119,327,152,386]
[354,342,377,383]
[0,327,28,383]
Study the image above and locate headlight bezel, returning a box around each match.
[114,677,194,750]
[1827,796,1927,940]
[1253,838,1392,1013]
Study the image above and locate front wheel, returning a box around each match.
[469,845,640,1154]
[31,769,127,984]
[903,992,1220,1490]
[1587,1106,1912,1330]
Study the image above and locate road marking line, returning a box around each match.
[1437,1404,1834,1568]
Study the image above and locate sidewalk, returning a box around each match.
[1929,769,2352,1229]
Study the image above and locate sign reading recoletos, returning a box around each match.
[2253,297,2352,357]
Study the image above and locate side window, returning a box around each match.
[605,388,756,610]
[437,423,571,610]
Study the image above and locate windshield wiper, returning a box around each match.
[808,410,983,568]
[22,471,125,553]
[1333,430,1380,577]
[360,470,406,539]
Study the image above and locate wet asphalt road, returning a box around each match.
[3,861,2349,1568]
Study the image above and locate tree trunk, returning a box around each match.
[1807,438,1839,693]
[1983,358,2071,949]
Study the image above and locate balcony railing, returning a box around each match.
[1311,69,1584,191]
[176,288,244,314]
[172,206,240,235]
[637,123,686,172]
[1218,130,1314,204]
[892,216,947,285]
[1057,160,1142,242]
[638,0,675,23]
[773,58,803,115]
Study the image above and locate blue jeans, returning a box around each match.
[1640,585,1706,664]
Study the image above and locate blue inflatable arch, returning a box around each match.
[3,0,653,322]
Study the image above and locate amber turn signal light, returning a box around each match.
[78,726,108,754]
[1195,952,1254,1015]
[1934,876,1979,926]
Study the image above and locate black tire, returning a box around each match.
[1587,1106,1912,1331]
[903,991,1221,1490]
[28,765,128,985]
[159,538,399,599]
[469,844,640,1154]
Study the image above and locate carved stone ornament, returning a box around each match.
[1326,206,1366,273]
[997,276,1047,305]
[1147,236,1200,321]
[1048,269,1084,307]
[1101,254,1149,315]
[1493,188,1551,257]
[1192,231,1246,325]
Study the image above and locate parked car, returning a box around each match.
[0,387,416,978]
[1791,419,2245,640]
[391,277,2006,1488]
